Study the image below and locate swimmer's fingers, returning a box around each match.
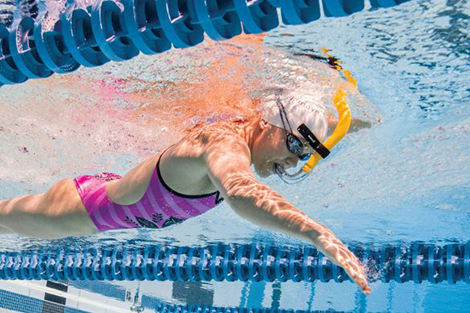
[312,231,371,295]
[340,253,371,295]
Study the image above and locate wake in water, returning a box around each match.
[0,41,377,187]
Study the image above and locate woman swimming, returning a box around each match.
[0,90,371,294]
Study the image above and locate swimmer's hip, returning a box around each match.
[0,178,98,239]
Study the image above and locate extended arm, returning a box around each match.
[204,138,371,294]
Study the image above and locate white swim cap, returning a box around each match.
[260,90,328,141]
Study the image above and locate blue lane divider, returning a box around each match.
[370,0,410,8]
[90,0,140,61]
[155,301,336,313]
[60,7,111,68]
[8,17,53,79]
[279,0,321,26]
[0,242,468,283]
[322,0,364,18]
[0,0,411,86]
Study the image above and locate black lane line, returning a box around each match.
[42,281,68,313]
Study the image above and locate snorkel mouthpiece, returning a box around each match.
[274,163,309,184]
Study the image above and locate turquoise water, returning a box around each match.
[0,0,469,311]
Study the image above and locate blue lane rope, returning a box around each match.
[0,242,468,283]
[0,0,411,86]
[155,301,322,313]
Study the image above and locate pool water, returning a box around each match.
[0,0,469,311]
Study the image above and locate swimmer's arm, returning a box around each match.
[204,141,370,294]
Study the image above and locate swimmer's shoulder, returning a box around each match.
[163,121,248,169]
[177,119,248,149]
[159,121,250,195]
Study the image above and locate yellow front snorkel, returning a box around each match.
[303,48,354,173]
[276,50,354,184]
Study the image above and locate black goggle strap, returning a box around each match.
[297,124,330,159]
[275,96,295,135]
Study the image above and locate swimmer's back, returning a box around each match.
[106,121,248,204]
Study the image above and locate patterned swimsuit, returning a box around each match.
[74,157,224,232]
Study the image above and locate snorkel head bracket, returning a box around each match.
[297,124,330,159]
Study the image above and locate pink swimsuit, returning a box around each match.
[74,157,224,232]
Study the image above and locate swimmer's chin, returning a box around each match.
[255,163,276,178]
[254,164,276,178]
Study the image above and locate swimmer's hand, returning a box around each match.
[327,116,372,134]
[350,118,372,133]
[310,229,371,295]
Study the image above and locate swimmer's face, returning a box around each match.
[252,120,312,178]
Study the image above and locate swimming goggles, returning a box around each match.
[274,86,352,184]
[277,98,314,161]
[286,133,311,161]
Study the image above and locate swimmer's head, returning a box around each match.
[251,90,329,178]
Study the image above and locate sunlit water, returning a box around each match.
[0,0,469,311]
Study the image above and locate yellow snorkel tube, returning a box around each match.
[304,48,354,172]
[302,86,351,173]
[276,49,354,184]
